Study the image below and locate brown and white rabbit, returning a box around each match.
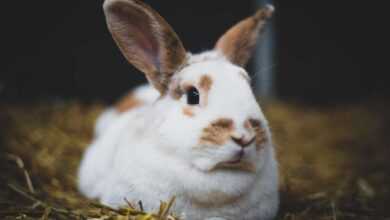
[78,0,278,219]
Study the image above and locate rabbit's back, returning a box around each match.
[94,85,159,137]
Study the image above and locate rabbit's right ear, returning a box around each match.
[215,5,274,67]
[103,0,187,94]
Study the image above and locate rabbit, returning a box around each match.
[78,0,279,219]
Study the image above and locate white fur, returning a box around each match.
[78,51,279,220]
[94,85,160,137]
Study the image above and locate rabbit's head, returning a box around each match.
[104,0,274,173]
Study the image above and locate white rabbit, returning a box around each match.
[78,0,278,219]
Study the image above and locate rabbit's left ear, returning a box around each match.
[215,5,274,67]
[104,0,187,94]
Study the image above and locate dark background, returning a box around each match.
[0,0,388,104]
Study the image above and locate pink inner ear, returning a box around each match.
[123,7,161,69]
[104,0,187,94]
[215,7,273,67]
[109,4,161,73]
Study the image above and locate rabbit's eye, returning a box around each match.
[186,86,199,105]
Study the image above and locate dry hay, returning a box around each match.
[0,100,389,219]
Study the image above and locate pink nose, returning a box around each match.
[231,135,255,148]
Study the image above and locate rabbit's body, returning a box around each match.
[78,1,278,219]
[79,53,278,219]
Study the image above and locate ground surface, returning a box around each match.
[0,100,389,219]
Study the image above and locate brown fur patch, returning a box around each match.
[171,86,183,99]
[182,106,194,117]
[215,6,274,67]
[115,93,143,113]
[199,118,234,146]
[199,75,212,91]
[254,128,267,150]
[199,75,212,106]
[170,81,183,100]
[247,119,267,150]
[249,118,262,128]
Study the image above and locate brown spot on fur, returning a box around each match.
[247,118,267,150]
[190,190,245,208]
[182,106,194,117]
[170,82,183,100]
[249,118,261,128]
[215,6,274,67]
[115,93,143,113]
[199,75,212,91]
[199,75,213,106]
[199,118,234,146]
[254,128,267,150]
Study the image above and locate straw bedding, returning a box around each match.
[1,100,389,219]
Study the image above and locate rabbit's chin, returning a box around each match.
[192,157,222,172]
[191,157,258,173]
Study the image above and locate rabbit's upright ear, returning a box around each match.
[215,5,274,67]
[104,0,187,94]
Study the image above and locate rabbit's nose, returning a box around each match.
[231,135,255,148]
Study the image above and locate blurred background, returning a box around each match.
[1,0,388,104]
[1,1,390,219]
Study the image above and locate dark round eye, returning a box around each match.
[186,86,199,105]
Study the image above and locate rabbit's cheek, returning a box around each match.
[254,127,268,151]
[244,118,269,151]
[191,144,237,172]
